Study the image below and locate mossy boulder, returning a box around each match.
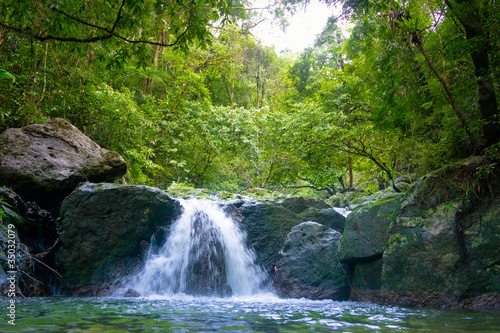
[57,183,182,289]
[346,156,500,309]
[165,185,214,199]
[281,197,346,232]
[232,200,309,275]
[326,191,366,208]
[339,194,402,263]
[380,157,500,307]
[273,222,350,300]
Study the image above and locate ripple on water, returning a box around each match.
[1,297,500,332]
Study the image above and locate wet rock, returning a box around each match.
[273,222,350,300]
[347,156,500,309]
[382,157,500,302]
[57,183,182,289]
[455,293,500,311]
[281,197,346,232]
[185,211,230,296]
[227,198,345,277]
[124,288,140,297]
[339,195,402,263]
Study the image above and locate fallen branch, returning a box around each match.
[19,247,64,280]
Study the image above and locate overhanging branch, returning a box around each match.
[0,1,193,47]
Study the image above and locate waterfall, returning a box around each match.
[333,207,351,217]
[127,199,267,297]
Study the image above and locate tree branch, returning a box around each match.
[0,1,193,47]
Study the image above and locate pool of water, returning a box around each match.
[1,295,499,332]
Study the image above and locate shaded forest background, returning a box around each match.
[1,0,499,196]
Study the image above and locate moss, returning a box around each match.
[400,217,426,228]
[216,191,238,200]
[326,191,365,207]
[240,188,283,200]
[165,186,213,199]
[387,234,406,247]
[352,259,383,290]
[1,203,27,226]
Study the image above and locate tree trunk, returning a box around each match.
[414,30,477,145]
[223,75,234,107]
[348,156,353,189]
[445,0,500,149]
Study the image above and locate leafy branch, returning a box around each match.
[0,0,193,47]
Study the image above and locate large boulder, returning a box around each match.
[346,156,500,309]
[273,222,350,300]
[339,194,402,263]
[57,183,182,292]
[380,156,500,308]
[281,197,346,232]
[185,210,230,296]
[0,118,127,207]
[226,198,345,277]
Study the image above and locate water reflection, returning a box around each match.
[1,296,499,332]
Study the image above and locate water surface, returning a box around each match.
[2,295,499,332]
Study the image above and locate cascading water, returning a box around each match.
[127,199,268,297]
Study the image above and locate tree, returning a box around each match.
[443,0,500,149]
[0,0,241,50]
[333,0,499,151]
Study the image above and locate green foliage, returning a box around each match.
[0,0,498,197]
[0,198,7,220]
[0,0,239,52]
[85,84,161,183]
[475,163,497,182]
[0,69,15,80]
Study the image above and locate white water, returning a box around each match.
[333,207,351,217]
[127,199,268,297]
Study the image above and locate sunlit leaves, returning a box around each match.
[0,69,15,80]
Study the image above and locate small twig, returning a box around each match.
[20,270,44,285]
[33,238,60,260]
[19,248,64,280]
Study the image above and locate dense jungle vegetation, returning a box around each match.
[1,0,499,196]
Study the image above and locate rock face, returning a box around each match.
[341,156,500,310]
[273,222,350,300]
[226,197,346,276]
[339,194,402,263]
[185,211,230,296]
[0,118,127,207]
[0,188,61,296]
[57,183,182,291]
[281,197,346,232]
[1,190,30,291]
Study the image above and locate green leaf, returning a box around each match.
[0,69,15,81]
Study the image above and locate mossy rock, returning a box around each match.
[215,191,240,201]
[227,196,345,276]
[326,191,365,208]
[348,190,401,207]
[165,186,213,199]
[273,222,350,300]
[380,156,500,300]
[57,183,182,287]
[339,194,402,263]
